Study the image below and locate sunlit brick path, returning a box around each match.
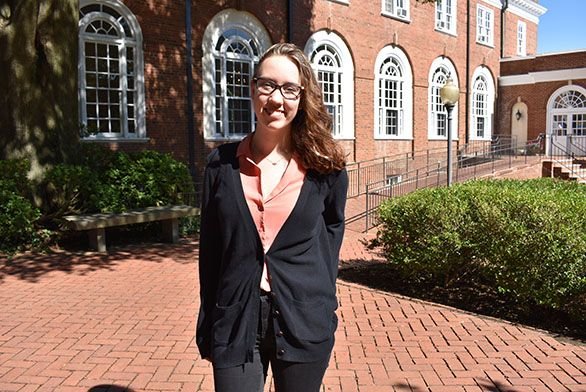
[1,232,584,391]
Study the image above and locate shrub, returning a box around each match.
[1,149,196,252]
[91,150,194,213]
[374,178,586,320]
[38,164,100,224]
[0,160,43,254]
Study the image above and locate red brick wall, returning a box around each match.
[288,0,506,162]
[102,1,288,182]
[498,79,586,141]
[501,11,538,58]
[502,51,586,75]
[497,50,586,140]
[91,1,545,181]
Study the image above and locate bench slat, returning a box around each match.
[63,205,200,231]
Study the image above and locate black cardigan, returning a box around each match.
[196,142,348,369]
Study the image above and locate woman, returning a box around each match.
[196,42,348,392]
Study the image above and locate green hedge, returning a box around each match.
[0,160,44,254]
[1,147,196,254]
[374,178,586,321]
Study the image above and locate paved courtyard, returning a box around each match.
[1,223,584,392]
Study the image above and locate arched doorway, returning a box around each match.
[546,85,586,156]
[511,101,528,147]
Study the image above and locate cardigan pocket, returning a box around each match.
[212,300,244,345]
[284,298,333,343]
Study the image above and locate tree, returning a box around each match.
[0,1,79,177]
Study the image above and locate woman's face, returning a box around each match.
[252,55,302,134]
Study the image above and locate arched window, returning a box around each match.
[305,31,354,139]
[202,10,271,140]
[472,77,488,138]
[311,44,344,136]
[470,67,495,140]
[374,46,413,139]
[78,0,145,139]
[428,58,458,140]
[548,86,586,136]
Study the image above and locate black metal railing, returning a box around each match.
[360,137,544,231]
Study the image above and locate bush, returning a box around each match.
[91,150,194,213]
[1,148,197,253]
[39,164,99,221]
[0,160,44,254]
[373,178,586,321]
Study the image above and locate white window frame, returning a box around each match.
[517,21,527,56]
[382,0,410,21]
[469,67,495,141]
[428,57,458,140]
[78,0,146,140]
[435,0,457,36]
[305,31,355,140]
[202,10,271,140]
[476,5,494,47]
[374,46,413,140]
[546,85,586,136]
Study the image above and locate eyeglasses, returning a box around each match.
[253,77,304,100]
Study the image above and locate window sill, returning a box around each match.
[434,28,457,37]
[374,135,414,141]
[476,40,495,48]
[381,12,410,23]
[333,136,356,141]
[428,136,460,141]
[205,134,248,142]
[81,137,150,143]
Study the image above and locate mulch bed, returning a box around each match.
[338,262,585,343]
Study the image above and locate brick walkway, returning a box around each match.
[1,231,584,392]
[0,159,583,392]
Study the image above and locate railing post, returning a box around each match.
[357,161,361,196]
[415,169,419,190]
[383,157,387,182]
[365,184,369,232]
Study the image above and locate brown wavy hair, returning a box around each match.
[256,43,346,174]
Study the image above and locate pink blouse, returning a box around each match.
[236,134,306,291]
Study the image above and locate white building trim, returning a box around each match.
[469,66,495,141]
[545,84,586,135]
[427,57,459,140]
[479,0,502,9]
[507,0,547,24]
[373,45,413,140]
[499,68,586,86]
[304,30,355,140]
[202,9,272,140]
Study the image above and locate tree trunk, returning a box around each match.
[0,0,79,178]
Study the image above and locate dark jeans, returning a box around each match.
[213,293,330,392]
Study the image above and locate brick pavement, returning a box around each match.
[1,226,585,391]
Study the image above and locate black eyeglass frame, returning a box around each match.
[252,77,304,100]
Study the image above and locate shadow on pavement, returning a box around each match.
[0,238,199,284]
[88,385,135,392]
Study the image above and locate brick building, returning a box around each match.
[77,0,547,180]
[498,50,586,155]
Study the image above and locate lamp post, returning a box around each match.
[440,78,459,186]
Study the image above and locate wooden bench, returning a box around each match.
[63,205,200,252]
